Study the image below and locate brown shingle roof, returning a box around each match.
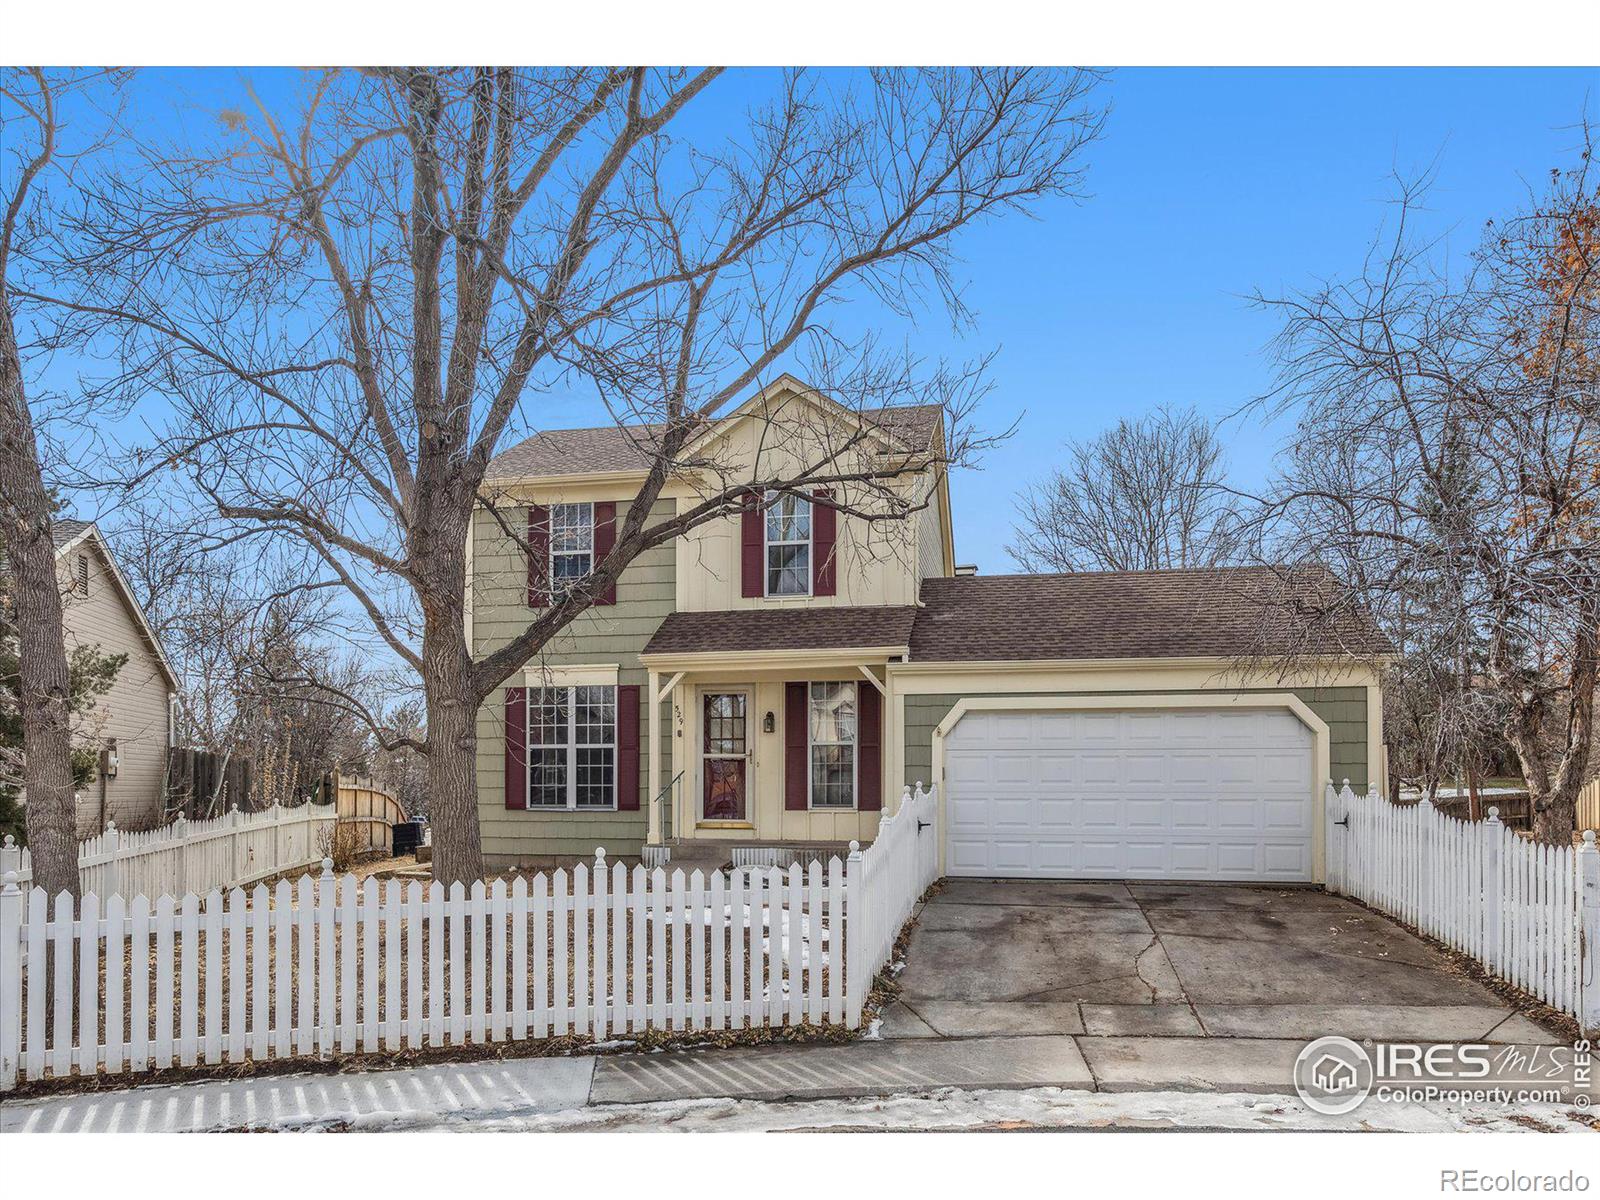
[642,605,919,657]
[908,567,1391,663]
[486,404,944,482]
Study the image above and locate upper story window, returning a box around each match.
[527,684,616,810]
[765,492,811,596]
[549,502,593,598]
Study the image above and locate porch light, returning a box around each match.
[763,711,776,734]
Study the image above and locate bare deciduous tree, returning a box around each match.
[41,67,1106,883]
[0,68,125,897]
[1250,145,1600,841]
[1008,405,1241,572]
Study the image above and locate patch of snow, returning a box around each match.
[861,1018,883,1041]
[459,1087,1596,1134]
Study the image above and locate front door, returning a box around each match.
[701,691,750,822]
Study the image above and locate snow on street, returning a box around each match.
[6,1055,1593,1133]
[464,1088,1597,1134]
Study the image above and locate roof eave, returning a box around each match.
[638,645,910,671]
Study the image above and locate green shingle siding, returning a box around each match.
[902,687,1371,793]
[472,500,676,864]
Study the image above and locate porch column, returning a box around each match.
[647,669,662,845]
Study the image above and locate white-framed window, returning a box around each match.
[764,491,811,596]
[549,502,594,598]
[808,681,856,809]
[527,684,616,810]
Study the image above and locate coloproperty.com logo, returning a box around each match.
[1293,1036,1592,1116]
[1294,1036,1377,1115]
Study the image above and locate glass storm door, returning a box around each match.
[701,691,749,822]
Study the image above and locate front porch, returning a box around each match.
[638,630,907,867]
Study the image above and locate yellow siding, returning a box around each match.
[59,541,172,835]
[675,396,924,611]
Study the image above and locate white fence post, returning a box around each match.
[0,837,19,883]
[844,839,866,1028]
[173,814,188,895]
[228,805,241,886]
[0,870,21,1090]
[104,819,122,900]
[1482,807,1502,974]
[1580,831,1599,1037]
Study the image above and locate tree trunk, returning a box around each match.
[0,297,80,900]
[1506,637,1595,844]
[416,507,483,887]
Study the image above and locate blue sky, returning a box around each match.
[52,67,1600,570]
[908,67,1597,568]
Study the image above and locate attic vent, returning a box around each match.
[953,563,978,577]
[76,554,89,597]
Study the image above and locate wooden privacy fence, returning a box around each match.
[1,802,336,901]
[0,785,940,1090]
[167,748,253,819]
[1324,781,1600,1030]
[335,776,407,855]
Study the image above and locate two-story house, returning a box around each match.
[468,375,1387,883]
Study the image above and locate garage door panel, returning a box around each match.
[985,757,1030,786]
[1080,798,1122,829]
[1263,798,1311,832]
[1169,843,1215,873]
[945,705,1314,882]
[991,798,1033,830]
[1037,797,1078,828]
[1037,754,1076,783]
[1125,799,1168,829]
[991,714,1033,742]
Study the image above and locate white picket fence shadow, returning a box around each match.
[2,802,336,901]
[0,784,940,1090]
[1325,781,1600,1029]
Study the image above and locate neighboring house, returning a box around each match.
[53,519,179,836]
[469,375,1387,882]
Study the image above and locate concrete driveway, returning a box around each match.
[883,879,1558,1087]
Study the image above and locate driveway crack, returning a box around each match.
[1128,888,1201,1027]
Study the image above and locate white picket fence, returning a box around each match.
[1325,782,1600,1029]
[847,780,941,991]
[0,784,940,1090]
[2,802,336,901]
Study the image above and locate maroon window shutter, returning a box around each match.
[504,687,527,810]
[616,683,641,810]
[785,681,809,811]
[858,682,882,811]
[593,501,617,605]
[740,495,764,598]
[526,505,550,608]
[812,489,837,596]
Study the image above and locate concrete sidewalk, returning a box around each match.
[2,1029,1578,1132]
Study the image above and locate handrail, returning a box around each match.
[648,771,683,845]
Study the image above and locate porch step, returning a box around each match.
[642,840,855,873]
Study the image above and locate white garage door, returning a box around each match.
[944,707,1315,881]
